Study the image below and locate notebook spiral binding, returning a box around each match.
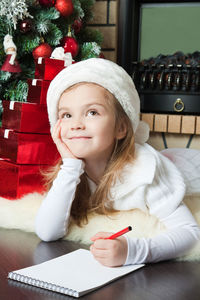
[8,272,79,297]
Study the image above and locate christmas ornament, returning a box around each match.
[1,34,21,73]
[32,43,52,59]
[0,0,33,29]
[20,18,32,33]
[72,19,82,34]
[61,36,79,58]
[38,0,55,7]
[55,0,74,17]
[99,52,105,59]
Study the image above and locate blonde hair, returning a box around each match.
[44,83,135,226]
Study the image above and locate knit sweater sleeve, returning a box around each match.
[35,158,84,242]
[124,203,200,265]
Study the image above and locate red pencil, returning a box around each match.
[106,226,132,240]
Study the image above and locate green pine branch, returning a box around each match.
[3,79,28,101]
[78,27,103,45]
[80,0,95,22]
[16,34,41,55]
[44,24,63,46]
[35,7,60,21]
[0,71,12,81]
[81,42,101,60]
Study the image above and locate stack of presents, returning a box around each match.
[0,57,70,199]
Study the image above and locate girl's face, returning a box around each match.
[58,83,125,162]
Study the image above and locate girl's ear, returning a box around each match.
[116,120,127,140]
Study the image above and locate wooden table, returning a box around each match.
[1,228,200,300]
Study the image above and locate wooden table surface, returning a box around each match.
[0,228,200,300]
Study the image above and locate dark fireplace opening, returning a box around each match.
[117,0,200,115]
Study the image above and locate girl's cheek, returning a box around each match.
[60,120,69,136]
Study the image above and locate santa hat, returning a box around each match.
[46,58,149,144]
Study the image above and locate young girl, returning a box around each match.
[35,58,200,267]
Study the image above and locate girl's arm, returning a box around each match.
[35,158,84,242]
[125,202,200,264]
[90,203,200,266]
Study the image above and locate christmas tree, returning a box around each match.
[0,0,102,121]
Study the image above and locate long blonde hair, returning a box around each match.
[44,83,135,226]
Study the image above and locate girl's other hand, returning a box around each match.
[52,119,77,159]
[90,232,128,267]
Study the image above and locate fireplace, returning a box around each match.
[117,0,200,115]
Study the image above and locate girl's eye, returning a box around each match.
[62,113,71,119]
[87,110,98,116]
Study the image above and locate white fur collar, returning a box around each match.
[87,143,156,199]
[110,143,156,200]
[87,144,157,212]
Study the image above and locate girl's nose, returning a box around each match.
[71,119,85,130]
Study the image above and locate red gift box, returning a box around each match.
[0,159,48,199]
[0,129,60,165]
[27,79,50,104]
[34,57,67,80]
[2,100,50,134]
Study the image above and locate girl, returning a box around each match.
[35,58,200,267]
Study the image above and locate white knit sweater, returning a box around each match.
[35,143,200,264]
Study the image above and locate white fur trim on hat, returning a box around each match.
[46,58,149,144]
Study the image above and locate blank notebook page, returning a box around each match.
[8,249,144,296]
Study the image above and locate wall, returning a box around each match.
[88,0,117,62]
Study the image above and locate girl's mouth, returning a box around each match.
[69,136,91,139]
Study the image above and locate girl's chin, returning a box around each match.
[65,148,88,159]
[62,141,101,160]
[68,150,94,160]
[71,152,89,159]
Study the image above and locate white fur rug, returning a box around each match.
[0,193,200,262]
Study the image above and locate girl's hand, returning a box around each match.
[90,232,128,267]
[52,119,77,159]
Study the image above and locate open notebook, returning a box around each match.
[8,249,144,298]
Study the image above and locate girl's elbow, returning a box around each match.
[35,229,54,242]
[35,224,61,242]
